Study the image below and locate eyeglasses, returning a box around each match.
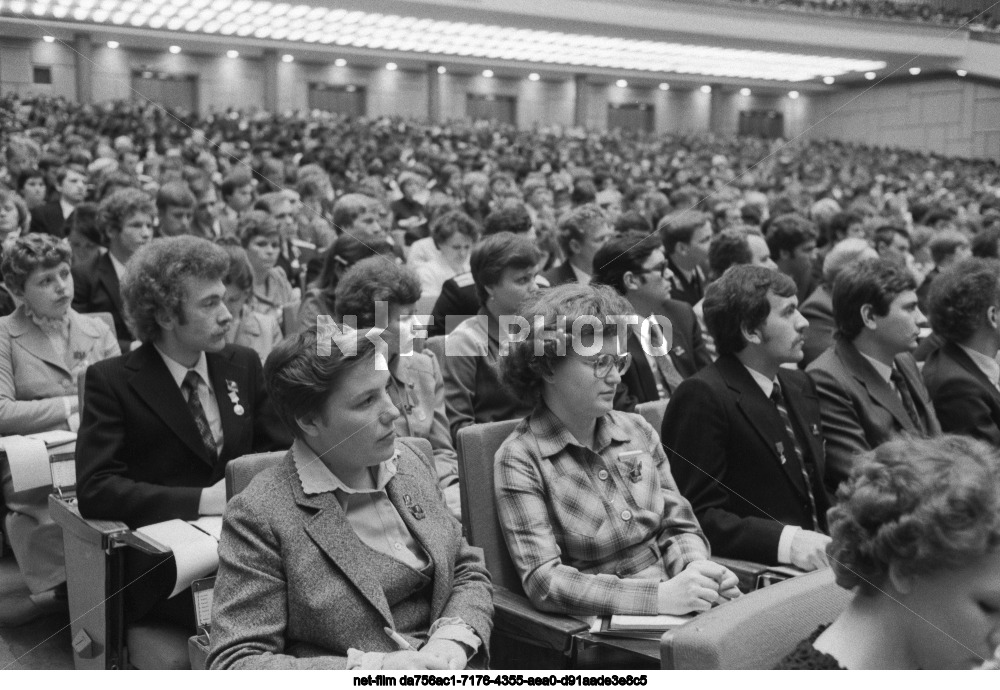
[637,261,671,279]
[587,352,632,378]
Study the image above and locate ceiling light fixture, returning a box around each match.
[0,1,887,82]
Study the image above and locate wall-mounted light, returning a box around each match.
[528,72,540,81]
[386,62,398,71]
[739,88,751,96]
[106,40,119,49]
[437,65,446,74]
[788,90,800,99]
[700,85,712,94]
[334,58,347,67]
[226,49,239,59]
[42,35,55,42]
[282,54,294,63]
[615,79,628,88]
[909,67,921,76]
[169,45,181,54]
[865,71,877,80]
[482,69,494,78]
[957,69,968,77]
[658,83,669,91]
[823,76,835,85]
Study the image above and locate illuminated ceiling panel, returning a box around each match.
[0,0,887,81]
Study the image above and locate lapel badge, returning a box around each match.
[226,380,244,416]
[810,423,820,436]
[776,441,787,465]
[409,504,426,520]
[672,345,686,357]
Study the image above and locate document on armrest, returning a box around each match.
[3,436,52,492]
[135,519,220,598]
[589,613,695,639]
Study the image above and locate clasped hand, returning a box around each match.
[657,559,742,615]
[382,639,468,670]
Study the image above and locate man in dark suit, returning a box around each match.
[28,165,87,238]
[657,210,712,307]
[73,188,156,352]
[922,258,1000,444]
[807,258,940,493]
[591,231,710,408]
[76,236,290,630]
[661,265,831,569]
[766,213,819,304]
[799,238,877,368]
[542,204,614,287]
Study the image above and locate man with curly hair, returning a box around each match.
[75,235,290,648]
[922,258,1000,444]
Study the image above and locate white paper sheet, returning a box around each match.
[608,613,694,631]
[4,436,53,492]
[135,519,219,598]
[190,516,223,541]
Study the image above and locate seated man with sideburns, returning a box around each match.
[75,236,290,643]
[208,326,493,670]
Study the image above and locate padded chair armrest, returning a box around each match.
[48,495,130,549]
[493,586,590,654]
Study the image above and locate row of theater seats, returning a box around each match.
[47,412,850,671]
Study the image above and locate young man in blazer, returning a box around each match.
[76,236,290,633]
[661,265,832,569]
[542,204,614,287]
[591,231,710,408]
[28,165,87,238]
[922,258,1000,445]
[72,188,155,352]
[807,258,940,493]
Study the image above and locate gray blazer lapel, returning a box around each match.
[839,342,914,431]
[8,308,70,375]
[301,493,395,625]
[385,461,454,619]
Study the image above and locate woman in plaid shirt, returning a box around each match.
[494,283,741,616]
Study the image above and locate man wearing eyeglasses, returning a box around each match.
[660,265,832,571]
[591,231,711,409]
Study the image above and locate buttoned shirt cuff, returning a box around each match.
[346,649,388,670]
[777,525,801,565]
[427,617,482,656]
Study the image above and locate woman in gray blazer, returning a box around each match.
[0,233,119,625]
[208,326,493,670]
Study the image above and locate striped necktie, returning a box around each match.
[771,381,819,531]
[183,370,218,461]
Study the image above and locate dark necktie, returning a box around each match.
[771,381,819,531]
[183,370,217,460]
[890,366,925,434]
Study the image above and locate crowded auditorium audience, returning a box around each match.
[1,92,1000,669]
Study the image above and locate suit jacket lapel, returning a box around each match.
[206,349,247,460]
[717,356,808,495]
[96,254,124,316]
[299,489,395,625]
[836,341,914,431]
[385,459,454,621]
[127,344,214,464]
[777,370,826,487]
[945,343,1000,405]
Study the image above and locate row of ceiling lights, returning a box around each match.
[40,35,973,83]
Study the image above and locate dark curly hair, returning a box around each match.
[827,434,1000,594]
[703,264,797,356]
[498,283,632,404]
[927,258,1000,344]
[333,256,421,328]
[707,228,752,279]
[832,258,917,342]
[121,236,229,343]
